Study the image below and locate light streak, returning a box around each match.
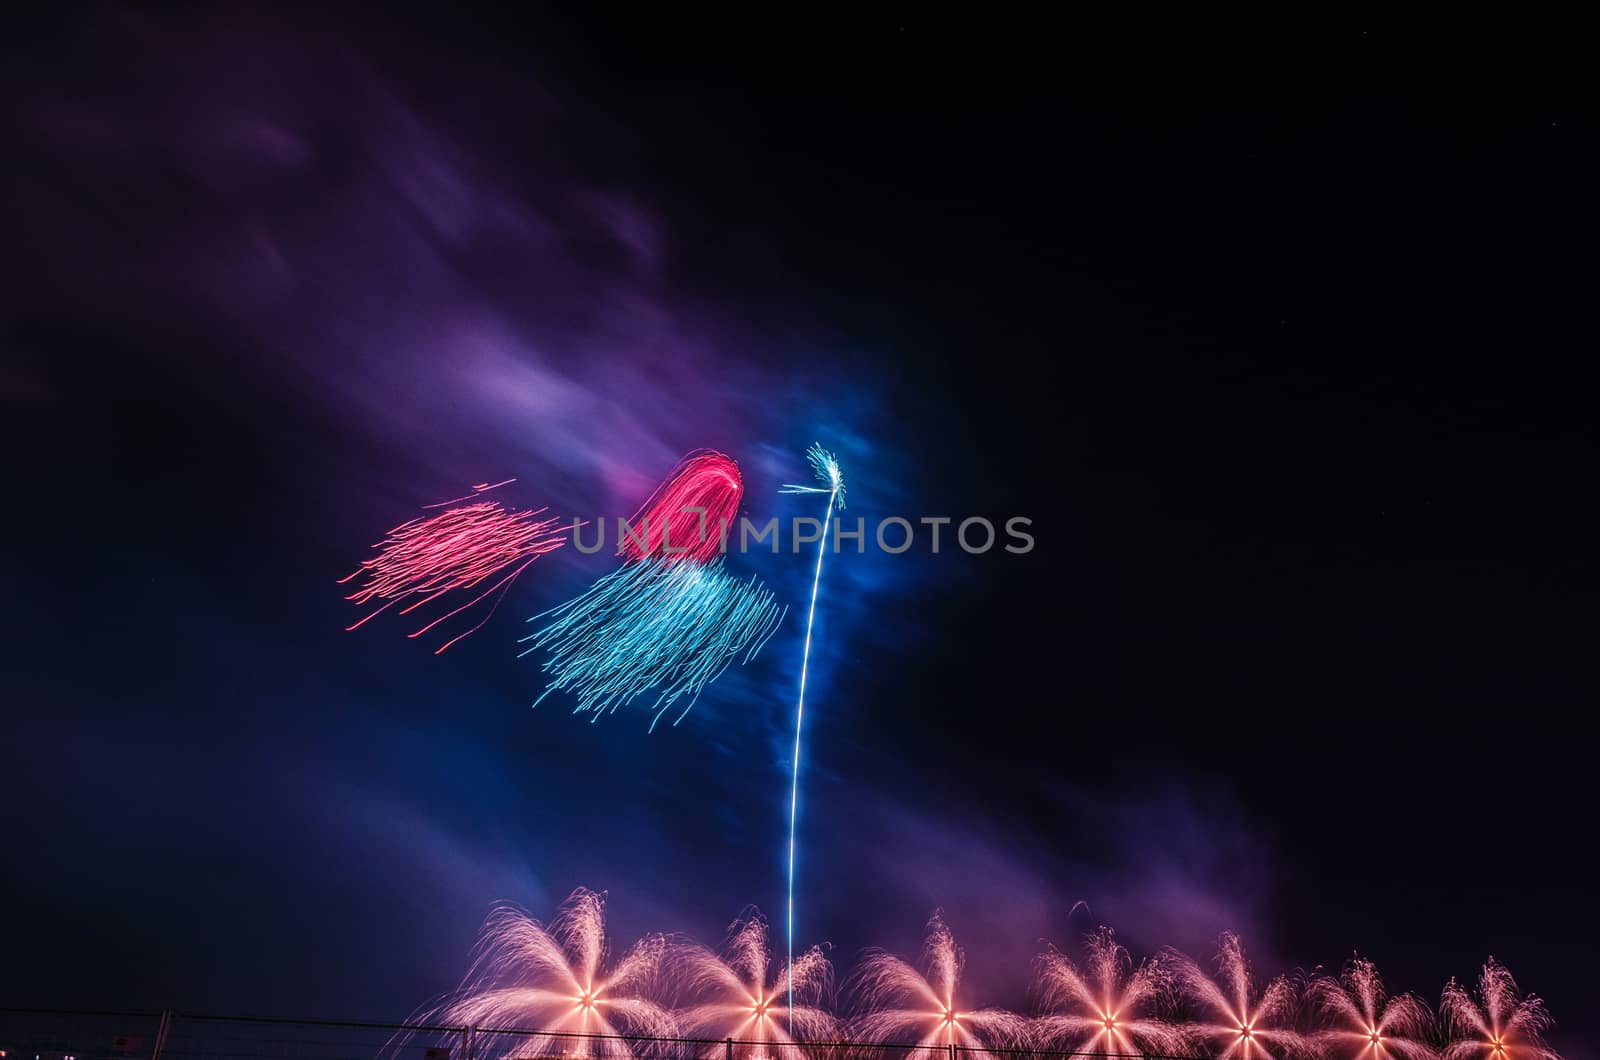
[777,443,845,1030]
[341,480,567,653]
[521,558,786,730]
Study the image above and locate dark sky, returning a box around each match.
[3,13,1594,1058]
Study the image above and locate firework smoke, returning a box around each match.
[342,480,567,653]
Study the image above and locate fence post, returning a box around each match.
[150,1010,174,1060]
[465,1026,476,1060]
[725,1038,734,1060]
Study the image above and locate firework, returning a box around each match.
[423,889,1568,1060]
[621,450,744,565]
[668,911,839,1049]
[778,443,846,1025]
[847,912,1028,1050]
[342,480,567,653]
[777,444,847,509]
[1308,956,1438,1060]
[442,889,675,1060]
[1031,926,1190,1056]
[521,558,786,730]
[1440,959,1557,1060]
[1171,933,1307,1060]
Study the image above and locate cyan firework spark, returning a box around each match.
[777,442,845,1030]
[778,443,847,509]
[520,559,787,731]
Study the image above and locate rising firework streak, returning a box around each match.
[776,442,845,1029]
[341,480,567,653]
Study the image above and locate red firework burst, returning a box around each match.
[619,450,743,565]
[342,479,567,653]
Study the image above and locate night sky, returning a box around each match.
[3,13,1594,1058]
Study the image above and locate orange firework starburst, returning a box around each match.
[1441,959,1558,1060]
[1170,933,1307,1060]
[847,913,1027,1050]
[1031,926,1190,1056]
[441,889,674,1060]
[669,912,838,1050]
[1309,956,1438,1060]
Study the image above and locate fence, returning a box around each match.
[0,1010,1208,1060]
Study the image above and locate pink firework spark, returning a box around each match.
[442,889,675,1060]
[341,480,567,653]
[620,450,742,565]
[1440,959,1558,1060]
[847,912,1028,1050]
[668,910,838,1048]
[1031,926,1190,1056]
[1309,956,1438,1060]
[1170,933,1307,1060]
